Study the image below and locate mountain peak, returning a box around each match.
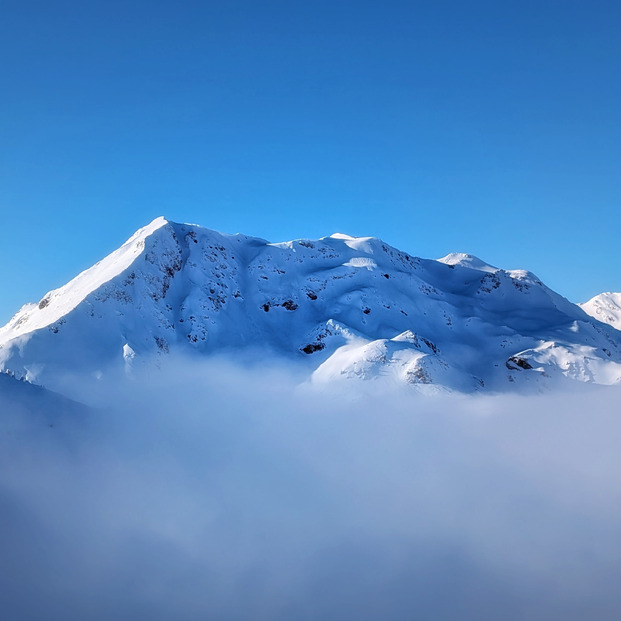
[0,217,174,342]
[437,252,499,273]
[329,233,356,240]
[580,292,621,328]
[128,216,170,240]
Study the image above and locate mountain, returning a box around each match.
[1,217,620,394]
[581,292,621,329]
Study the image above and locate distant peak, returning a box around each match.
[329,233,356,240]
[580,292,621,327]
[582,291,621,305]
[437,252,499,273]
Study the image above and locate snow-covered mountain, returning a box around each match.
[1,217,620,394]
[581,292,621,329]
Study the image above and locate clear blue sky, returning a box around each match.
[1,0,620,323]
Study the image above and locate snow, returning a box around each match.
[1,217,620,394]
[343,257,378,270]
[581,292,621,328]
[437,252,499,273]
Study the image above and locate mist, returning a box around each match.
[1,360,621,620]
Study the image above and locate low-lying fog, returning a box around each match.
[1,359,621,620]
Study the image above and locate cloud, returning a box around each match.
[1,360,621,620]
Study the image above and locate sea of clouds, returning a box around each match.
[1,358,621,620]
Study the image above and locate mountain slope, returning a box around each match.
[1,217,620,394]
[0,372,88,420]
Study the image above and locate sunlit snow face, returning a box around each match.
[1,359,621,620]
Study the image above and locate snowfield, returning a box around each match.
[1,216,620,395]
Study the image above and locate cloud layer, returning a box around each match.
[1,360,621,620]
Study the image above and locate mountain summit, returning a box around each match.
[1,217,620,394]
[581,292,621,329]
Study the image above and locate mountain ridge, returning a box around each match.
[1,217,620,395]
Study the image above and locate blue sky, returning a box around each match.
[1,0,620,322]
